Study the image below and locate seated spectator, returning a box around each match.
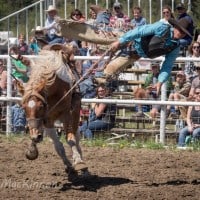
[89,5,111,26]
[70,8,85,22]
[130,6,147,28]
[0,59,7,96]
[29,36,40,55]
[109,2,130,32]
[160,5,174,24]
[43,5,63,44]
[17,34,29,55]
[166,71,191,119]
[184,41,200,80]
[175,3,194,48]
[188,65,200,99]
[79,83,116,139]
[10,45,29,82]
[11,102,26,133]
[177,86,200,147]
[133,62,173,119]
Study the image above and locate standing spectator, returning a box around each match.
[160,5,174,24]
[166,71,191,118]
[29,36,40,55]
[175,2,194,48]
[177,86,200,147]
[43,5,63,44]
[0,59,7,96]
[130,6,147,28]
[79,84,116,139]
[109,2,130,32]
[17,34,29,55]
[184,41,200,80]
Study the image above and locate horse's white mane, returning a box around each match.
[24,50,63,96]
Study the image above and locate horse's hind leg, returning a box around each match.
[45,128,74,172]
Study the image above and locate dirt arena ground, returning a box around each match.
[0,135,199,200]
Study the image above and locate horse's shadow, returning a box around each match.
[60,173,133,192]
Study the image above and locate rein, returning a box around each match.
[47,47,113,114]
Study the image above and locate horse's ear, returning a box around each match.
[16,81,25,96]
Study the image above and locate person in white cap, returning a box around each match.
[43,5,63,44]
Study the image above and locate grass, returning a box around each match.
[0,132,199,151]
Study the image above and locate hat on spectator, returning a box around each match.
[18,34,25,40]
[45,5,57,12]
[176,71,186,77]
[168,18,192,38]
[113,2,122,8]
[31,26,44,34]
[151,61,160,68]
[176,3,185,9]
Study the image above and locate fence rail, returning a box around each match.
[0,54,200,144]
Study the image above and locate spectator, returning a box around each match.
[89,5,110,26]
[43,5,63,44]
[166,71,191,118]
[188,65,200,99]
[11,102,26,133]
[130,6,147,28]
[79,83,116,139]
[70,9,85,22]
[177,86,200,147]
[17,34,29,55]
[160,5,174,24]
[0,59,7,96]
[133,62,173,118]
[184,41,200,80]
[175,2,194,48]
[109,2,130,31]
[29,36,40,55]
[95,17,192,96]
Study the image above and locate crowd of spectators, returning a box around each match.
[0,2,200,144]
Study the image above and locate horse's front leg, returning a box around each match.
[45,128,75,173]
[67,131,87,171]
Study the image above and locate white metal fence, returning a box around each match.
[1,54,200,144]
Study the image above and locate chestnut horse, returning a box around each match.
[20,48,87,176]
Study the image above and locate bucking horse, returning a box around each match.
[18,44,88,179]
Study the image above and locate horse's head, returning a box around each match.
[22,80,47,142]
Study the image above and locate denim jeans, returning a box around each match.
[178,126,200,147]
[79,120,114,139]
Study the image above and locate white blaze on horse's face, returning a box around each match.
[28,100,36,108]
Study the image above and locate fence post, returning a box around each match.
[159,82,167,144]
[6,57,12,136]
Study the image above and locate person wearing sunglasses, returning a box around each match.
[177,86,200,147]
[185,41,200,80]
[109,2,130,32]
[79,83,116,139]
[175,3,194,48]
[160,5,174,24]
[70,9,85,22]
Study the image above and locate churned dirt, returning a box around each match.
[0,135,199,200]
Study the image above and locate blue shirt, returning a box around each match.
[131,17,147,27]
[119,21,180,83]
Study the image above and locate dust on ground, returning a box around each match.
[0,135,199,200]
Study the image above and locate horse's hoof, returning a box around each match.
[74,162,88,171]
[25,146,39,160]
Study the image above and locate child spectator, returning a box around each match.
[131,6,147,28]
[17,34,29,55]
